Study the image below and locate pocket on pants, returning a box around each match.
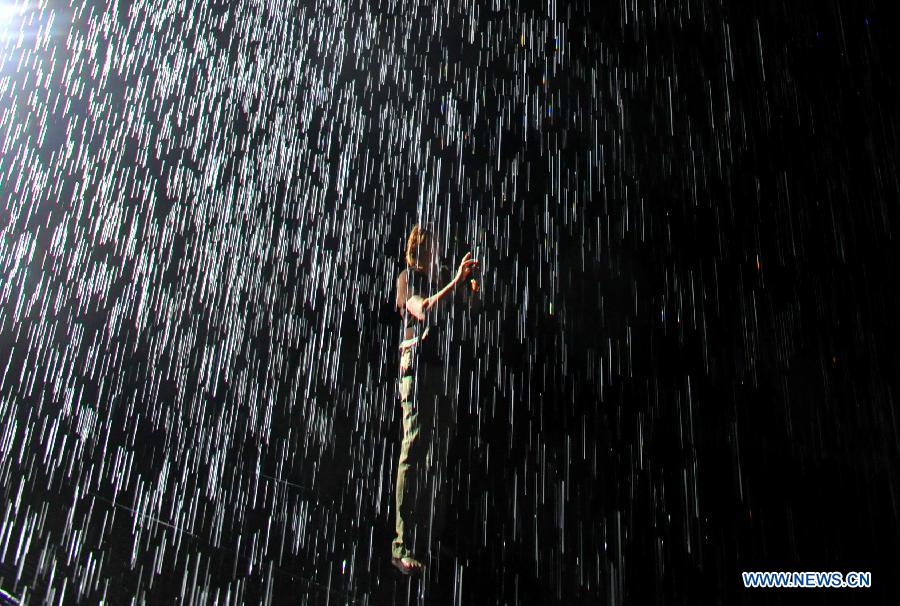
[400,349,413,373]
[399,376,413,402]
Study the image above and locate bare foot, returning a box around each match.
[391,555,424,575]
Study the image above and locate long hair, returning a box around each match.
[404,224,432,272]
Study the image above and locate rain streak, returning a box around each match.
[0,0,898,603]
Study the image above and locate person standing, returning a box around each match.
[391,224,479,575]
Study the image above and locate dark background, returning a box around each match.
[0,0,898,603]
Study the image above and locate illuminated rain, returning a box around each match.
[1,0,898,603]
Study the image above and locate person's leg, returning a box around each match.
[392,354,433,563]
[392,400,422,561]
[392,355,417,560]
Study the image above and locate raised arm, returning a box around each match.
[416,252,479,317]
[422,278,458,313]
[405,285,453,322]
[403,253,480,321]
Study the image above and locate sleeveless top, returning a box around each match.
[397,263,482,371]
[397,266,447,367]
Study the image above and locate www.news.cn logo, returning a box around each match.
[742,571,872,589]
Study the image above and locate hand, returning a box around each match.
[455,252,479,284]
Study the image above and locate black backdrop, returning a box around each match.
[0,0,898,603]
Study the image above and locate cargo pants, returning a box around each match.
[391,345,457,560]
